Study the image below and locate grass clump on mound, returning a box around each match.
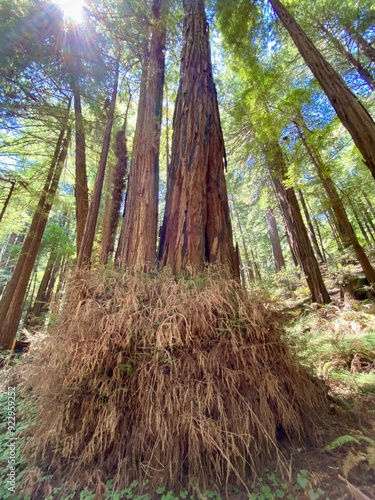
[24,267,328,495]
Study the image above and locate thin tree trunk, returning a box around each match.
[77,59,120,268]
[0,233,17,268]
[319,24,375,90]
[268,143,330,303]
[295,121,375,284]
[231,197,255,281]
[25,252,61,329]
[298,190,325,262]
[269,0,375,180]
[116,0,167,271]
[345,28,375,64]
[305,196,329,261]
[325,209,343,251]
[266,207,286,272]
[68,30,89,255]
[0,181,15,224]
[249,246,262,281]
[361,191,375,223]
[159,0,239,277]
[272,182,300,267]
[0,115,71,350]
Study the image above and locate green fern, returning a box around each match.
[325,434,375,451]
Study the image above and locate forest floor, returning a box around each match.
[1,266,375,500]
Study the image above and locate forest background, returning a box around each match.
[0,0,375,498]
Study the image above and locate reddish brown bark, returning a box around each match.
[67,29,89,254]
[269,0,375,180]
[0,180,15,224]
[116,0,167,271]
[24,252,61,329]
[231,198,255,282]
[77,60,120,268]
[295,122,375,284]
[100,107,129,264]
[159,0,239,277]
[268,143,330,303]
[298,190,325,263]
[266,207,286,272]
[0,118,71,350]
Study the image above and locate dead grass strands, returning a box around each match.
[23,267,328,494]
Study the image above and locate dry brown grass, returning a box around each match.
[23,267,328,494]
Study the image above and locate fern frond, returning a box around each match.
[325,435,360,451]
[342,451,366,478]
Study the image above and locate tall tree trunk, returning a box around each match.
[325,209,343,251]
[269,0,375,180]
[266,207,286,272]
[0,233,17,268]
[272,182,300,267]
[249,245,262,281]
[0,181,15,224]
[298,190,325,263]
[116,0,167,271]
[159,0,239,277]
[25,252,61,329]
[268,143,330,303]
[345,28,375,64]
[100,102,130,264]
[362,190,375,219]
[295,122,375,284]
[231,197,255,281]
[319,24,375,90]
[68,30,89,255]
[77,60,120,268]
[0,116,71,350]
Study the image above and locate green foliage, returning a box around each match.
[285,303,375,394]
[0,389,33,500]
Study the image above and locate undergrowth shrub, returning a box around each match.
[22,267,328,496]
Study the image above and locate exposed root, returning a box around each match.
[23,267,328,494]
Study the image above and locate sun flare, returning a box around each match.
[54,0,84,22]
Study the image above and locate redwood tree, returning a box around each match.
[266,207,286,272]
[66,28,89,255]
[0,113,71,350]
[77,59,120,268]
[268,143,330,304]
[268,0,375,180]
[294,121,375,285]
[116,0,167,271]
[158,0,239,277]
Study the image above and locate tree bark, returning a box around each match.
[268,0,375,180]
[268,143,330,303]
[345,28,375,64]
[24,252,61,329]
[298,190,325,263]
[77,59,120,268]
[295,122,375,284]
[100,104,130,264]
[266,207,286,272]
[159,0,239,277]
[0,181,15,224]
[319,24,375,90]
[231,197,255,282]
[68,30,89,255]
[116,0,167,271]
[0,115,71,350]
